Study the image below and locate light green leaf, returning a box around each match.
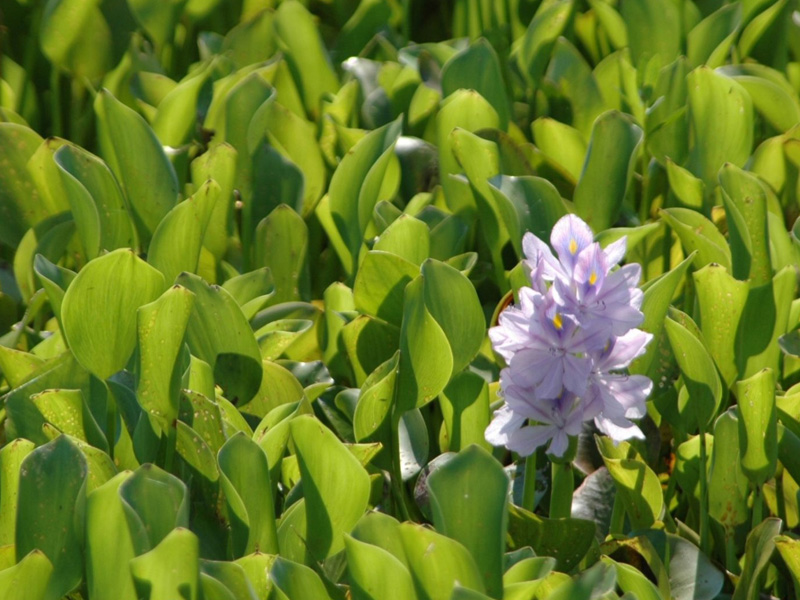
[129,527,200,600]
[659,208,731,271]
[0,439,35,546]
[95,90,179,244]
[177,272,262,406]
[517,0,574,85]
[345,535,417,600]
[53,143,136,256]
[288,415,371,561]
[328,118,402,274]
[269,557,332,600]
[442,38,509,129]
[428,445,508,599]
[396,276,453,412]
[0,550,53,600]
[597,439,664,530]
[253,205,308,303]
[664,316,723,432]
[709,409,749,533]
[732,518,782,600]
[85,472,140,600]
[218,433,279,557]
[273,1,338,119]
[62,248,165,380]
[574,110,642,231]
[137,285,195,426]
[400,523,486,600]
[0,124,48,248]
[148,180,220,285]
[735,368,778,486]
[686,67,753,186]
[353,251,418,327]
[693,264,749,390]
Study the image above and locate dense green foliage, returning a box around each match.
[2,0,800,598]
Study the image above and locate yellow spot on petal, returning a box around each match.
[553,313,563,330]
[589,271,597,286]
[569,239,578,254]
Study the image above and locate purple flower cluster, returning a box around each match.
[486,215,653,458]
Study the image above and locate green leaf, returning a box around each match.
[344,535,417,600]
[148,180,221,285]
[218,433,279,557]
[177,272,262,405]
[137,285,195,426]
[545,562,616,600]
[62,249,165,380]
[506,504,596,573]
[0,439,35,546]
[373,215,431,267]
[573,110,643,231]
[659,208,731,271]
[252,101,326,217]
[666,160,704,210]
[436,90,500,218]
[597,439,664,530]
[736,267,796,379]
[487,175,568,260]
[190,143,237,261]
[775,536,800,594]
[421,259,484,375]
[686,3,742,69]
[396,276,453,412]
[735,368,778,486]
[0,124,48,248]
[718,164,771,285]
[16,436,87,600]
[118,464,189,550]
[0,550,53,600]
[354,251,418,327]
[269,557,332,600]
[13,212,74,304]
[601,557,662,600]
[442,39,509,129]
[664,316,723,432]
[273,1,339,119]
[530,118,586,182]
[693,264,749,390]
[85,472,140,600]
[32,389,106,450]
[517,0,574,85]
[53,143,136,257]
[717,63,800,132]
[686,67,753,187]
[620,0,681,68]
[95,90,179,244]
[253,205,308,303]
[439,372,491,452]
[129,527,200,600]
[400,523,486,600]
[287,415,371,561]
[353,352,399,445]
[630,253,694,382]
[328,118,402,274]
[732,518,782,600]
[708,409,749,533]
[0,347,45,389]
[544,39,606,138]
[427,445,508,598]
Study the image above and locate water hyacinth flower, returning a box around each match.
[486,214,653,458]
